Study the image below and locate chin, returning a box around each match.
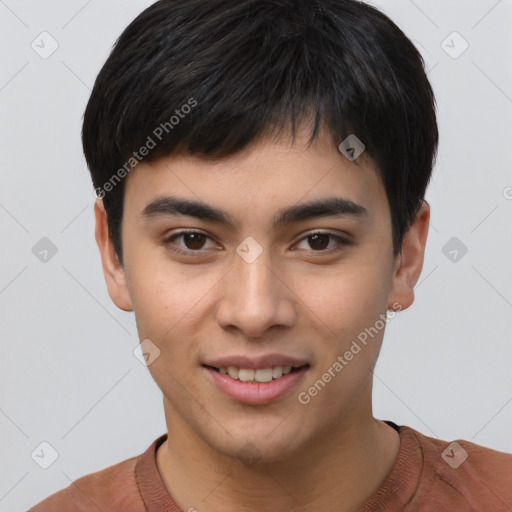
[208,426,308,466]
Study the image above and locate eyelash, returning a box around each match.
[162,230,352,257]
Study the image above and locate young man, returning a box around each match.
[29,0,512,510]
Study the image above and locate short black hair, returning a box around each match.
[82,0,438,266]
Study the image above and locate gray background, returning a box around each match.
[1,0,511,510]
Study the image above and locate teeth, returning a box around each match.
[255,368,273,382]
[238,369,255,382]
[227,367,239,379]
[272,367,283,379]
[218,366,299,382]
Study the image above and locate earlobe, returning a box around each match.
[388,201,430,311]
[94,199,133,312]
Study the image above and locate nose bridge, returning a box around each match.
[238,248,275,296]
[216,239,295,336]
[233,242,280,309]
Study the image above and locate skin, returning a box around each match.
[94,124,430,512]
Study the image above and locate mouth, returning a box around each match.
[204,364,310,383]
[203,361,310,405]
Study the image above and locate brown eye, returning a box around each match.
[307,233,331,251]
[181,232,207,250]
[163,230,217,256]
[295,232,351,253]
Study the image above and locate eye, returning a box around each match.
[294,232,352,253]
[163,230,218,256]
[162,230,352,257]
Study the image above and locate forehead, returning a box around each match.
[123,129,387,228]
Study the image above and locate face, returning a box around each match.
[95,127,428,464]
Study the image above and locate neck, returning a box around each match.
[156,406,400,512]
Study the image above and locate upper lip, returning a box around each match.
[203,354,309,370]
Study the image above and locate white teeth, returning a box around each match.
[227,367,239,379]
[217,365,300,382]
[238,369,255,382]
[255,368,273,382]
[272,367,283,379]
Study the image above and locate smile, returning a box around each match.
[204,364,310,404]
[208,365,306,383]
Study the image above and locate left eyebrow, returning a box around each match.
[139,195,369,230]
[272,197,369,229]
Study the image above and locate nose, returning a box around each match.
[215,247,297,339]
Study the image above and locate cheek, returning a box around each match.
[128,277,187,341]
[126,256,222,352]
[296,265,390,415]
[297,259,391,340]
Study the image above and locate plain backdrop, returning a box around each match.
[1,0,511,510]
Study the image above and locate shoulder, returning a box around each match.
[403,425,512,510]
[27,455,143,512]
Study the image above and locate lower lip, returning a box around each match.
[205,366,309,405]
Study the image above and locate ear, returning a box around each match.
[388,200,430,311]
[94,199,133,312]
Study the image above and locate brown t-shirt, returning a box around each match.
[28,421,512,511]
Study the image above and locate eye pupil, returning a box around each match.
[184,233,206,250]
[309,234,330,250]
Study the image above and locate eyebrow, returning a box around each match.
[139,195,369,230]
